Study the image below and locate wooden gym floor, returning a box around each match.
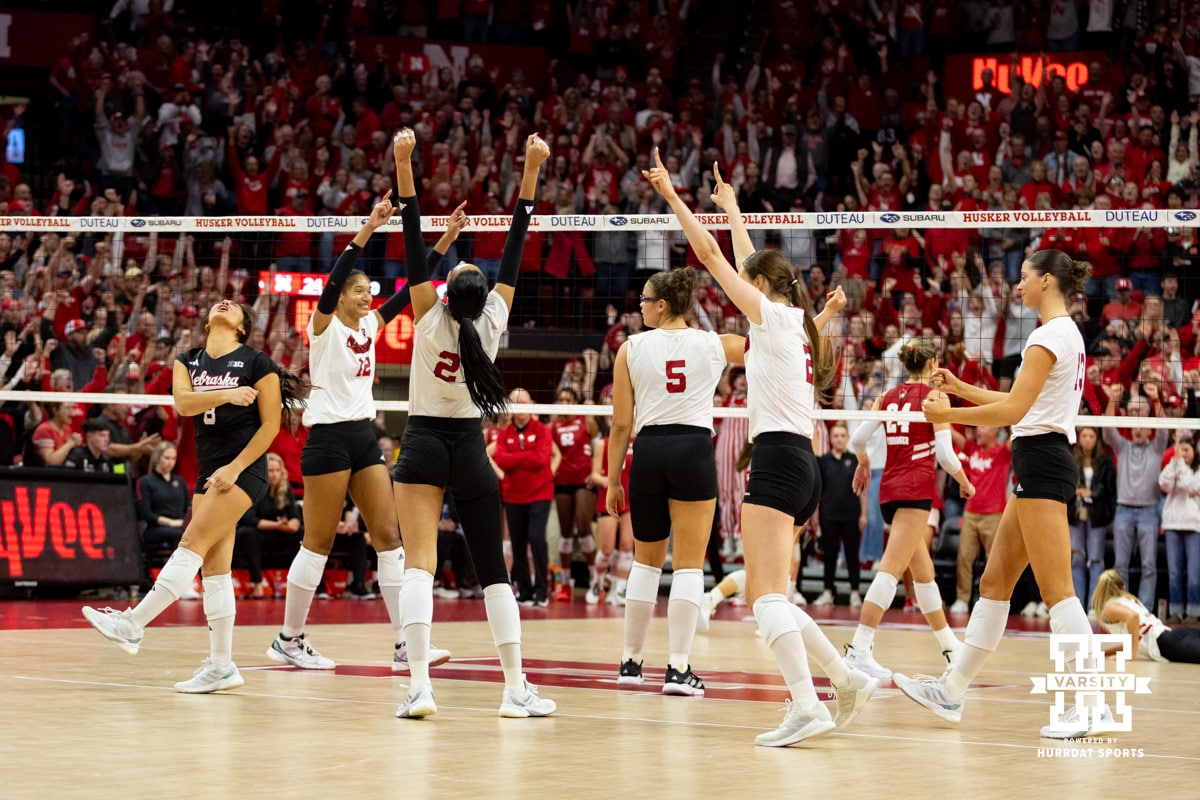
[2,597,1197,800]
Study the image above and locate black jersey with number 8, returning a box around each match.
[176,345,275,464]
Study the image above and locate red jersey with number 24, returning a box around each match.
[879,381,936,504]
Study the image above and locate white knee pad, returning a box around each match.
[594,549,610,572]
[559,536,575,556]
[728,569,747,594]
[914,581,943,615]
[668,568,704,608]
[483,584,521,646]
[202,573,236,621]
[287,546,328,592]
[615,549,635,573]
[625,561,662,604]
[155,547,203,599]
[864,571,899,610]
[963,598,1010,653]
[578,533,596,555]
[753,593,800,647]
[376,547,404,589]
[401,569,434,628]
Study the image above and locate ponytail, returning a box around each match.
[277,366,307,412]
[447,268,508,419]
[803,308,836,403]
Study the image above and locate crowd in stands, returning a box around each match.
[0,1,1197,612]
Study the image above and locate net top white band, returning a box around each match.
[0,207,1183,233]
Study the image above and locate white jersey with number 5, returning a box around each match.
[409,291,509,419]
[625,327,725,433]
[305,312,380,426]
[745,294,816,440]
[1012,315,1085,444]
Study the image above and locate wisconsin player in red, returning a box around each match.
[847,338,975,680]
[550,387,599,601]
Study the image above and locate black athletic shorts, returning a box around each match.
[301,419,386,476]
[196,455,268,504]
[992,354,1021,382]
[881,499,934,525]
[743,432,821,525]
[1011,432,1077,504]
[628,425,718,543]
[393,415,498,500]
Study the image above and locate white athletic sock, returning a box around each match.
[202,573,235,668]
[376,547,405,645]
[792,607,851,687]
[484,584,524,689]
[850,623,877,652]
[754,594,820,712]
[401,569,434,688]
[944,598,1010,698]
[622,561,661,662]
[282,547,328,638]
[1049,596,1097,671]
[667,568,703,671]
[131,547,203,628]
[933,625,960,653]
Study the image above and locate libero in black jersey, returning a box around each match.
[84,299,302,696]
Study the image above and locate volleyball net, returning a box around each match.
[0,209,1193,432]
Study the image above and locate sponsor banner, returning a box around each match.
[944,51,1104,104]
[0,11,94,69]
[0,209,1180,233]
[0,470,143,585]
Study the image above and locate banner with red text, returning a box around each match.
[0,470,142,585]
[943,51,1104,105]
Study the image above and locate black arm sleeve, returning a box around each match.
[427,246,445,276]
[399,195,430,286]
[497,200,533,286]
[377,284,413,324]
[317,243,362,314]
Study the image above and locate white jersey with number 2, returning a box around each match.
[409,292,509,419]
[745,294,816,440]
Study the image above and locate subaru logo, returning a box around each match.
[130,219,147,227]
[880,213,900,223]
[609,216,628,226]
[1175,211,1196,221]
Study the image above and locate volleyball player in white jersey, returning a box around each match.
[390,130,555,719]
[268,194,460,671]
[895,249,1106,739]
[607,266,739,695]
[649,153,877,746]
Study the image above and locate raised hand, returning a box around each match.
[710,162,739,213]
[642,147,676,201]
[366,199,396,229]
[824,285,847,316]
[445,200,469,242]
[525,133,550,167]
[393,128,416,162]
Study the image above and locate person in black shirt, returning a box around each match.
[814,423,866,608]
[63,419,118,473]
[84,299,303,695]
[137,441,190,552]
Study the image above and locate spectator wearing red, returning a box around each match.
[305,75,343,141]
[490,389,560,606]
[351,96,382,149]
[274,190,314,271]
[29,401,80,467]
[268,410,309,500]
[1101,278,1144,327]
[951,425,1012,613]
[227,132,279,215]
